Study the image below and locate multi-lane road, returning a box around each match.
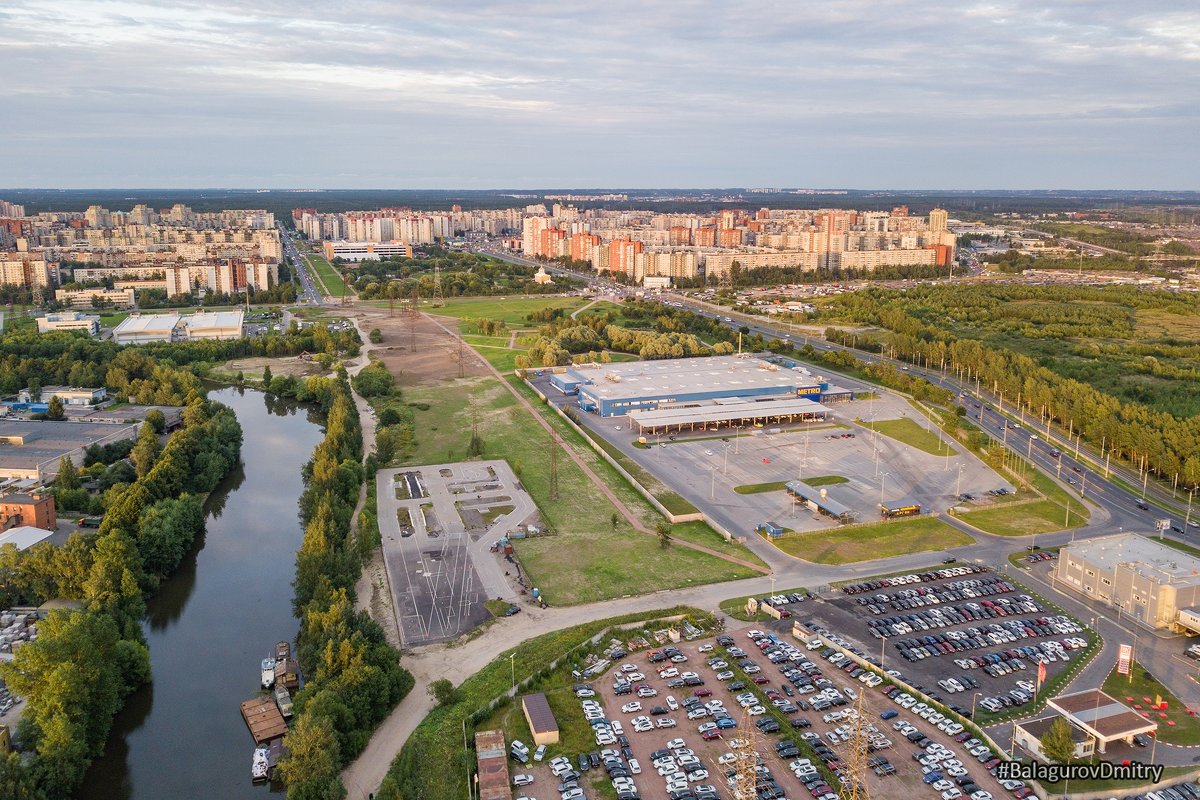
[278,224,325,306]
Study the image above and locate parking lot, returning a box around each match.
[811,564,1089,720]
[527,372,1008,540]
[504,622,1026,800]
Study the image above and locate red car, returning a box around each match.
[694,688,712,697]
[752,676,770,684]
[701,729,721,740]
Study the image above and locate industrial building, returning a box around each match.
[1056,533,1200,632]
[0,419,140,480]
[18,386,107,407]
[0,493,56,532]
[628,396,829,434]
[0,525,59,551]
[551,355,851,417]
[112,311,244,344]
[36,311,101,336]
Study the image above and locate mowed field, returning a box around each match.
[770,516,972,564]
[431,295,589,325]
[303,251,349,296]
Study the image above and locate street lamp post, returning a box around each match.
[711,466,718,500]
[879,472,891,506]
[510,653,516,693]
[956,464,965,498]
[971,692,981,719]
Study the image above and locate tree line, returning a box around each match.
[0,393,243,799]
[346,249,575,300]
[815,284,1200,488]
[277,376,413,800]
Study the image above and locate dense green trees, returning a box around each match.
[349,249,575,299]
[130,423,161,478]
[0,393,242,799]
[282,377,413,800]
[350,361,395,398]
[815,284,1200,486]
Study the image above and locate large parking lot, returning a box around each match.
[527,371,1008,541]
[505,622,1028,800]
[811,564,1091,720]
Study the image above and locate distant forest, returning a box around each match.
[5,188,1200,218]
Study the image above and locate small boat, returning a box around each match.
[275,641,291,661]
[251,746,270,782]
[260,657,277,689]
[274,684,293,719]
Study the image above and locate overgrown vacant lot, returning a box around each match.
[429,295,589,325]
[396,373,758,605]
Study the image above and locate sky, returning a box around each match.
[2,0,1198,189]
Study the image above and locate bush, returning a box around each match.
[351,362,395,398]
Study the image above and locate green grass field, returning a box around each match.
[303,252,348,297]
[431,296,589,325]
[803,475,848,486]
[1103,660,1200,745]
[770,517,973,565]
[861,417,954,456]
[396,374,757,604]
[734,481,788,494]
[955,500,1087,536]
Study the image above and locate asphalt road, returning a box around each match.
[278,224,324,306]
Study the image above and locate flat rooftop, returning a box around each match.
[785,480,856,518]
[1049,688,1158,740]
[1063,533,1200,585]
[573,355,815,400]
[113,313,181,334]
[0,419,140,471]
[184,310,244,329]
[629,396,829,429]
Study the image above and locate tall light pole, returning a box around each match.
[879,472,891,506]
[510,653,516,693]
[971,692,981,719]
[711,465,718,500]
[956,464,965,498]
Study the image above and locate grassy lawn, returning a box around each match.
[1103,661,1200,745]
[720,586,808,621]
[431,296,589,326]
[771,517,973,565]
[955,500,1087,537]
[734,481,788,495]
[304,252,348,297]
[803,475,848,487]
[861,417,954,456]
[460,333,512,349]
[99,312,130,327]
[397,374,758,604]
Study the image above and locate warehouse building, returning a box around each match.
[555,355,849,417]
[521,692,560,745]
[474,730,512,800]
[1056,533,1200,631]
[112,311,243,344]
[0,420,140,480]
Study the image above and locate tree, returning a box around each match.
[145,408,166,435]
[57,456,81,491]
[428,678,460,707]
[656,521,673,548]
[46,395,65,420]
[261,364,273,388]
[277,714,342,800]
[1041,717,1077,764]
[130,423,161,479]
[369,328,383,344]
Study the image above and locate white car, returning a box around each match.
[512,773,533,786]
[657,717,677,728]
[718,752,737,765]
[666,695,679,710]
[747,705,766,716]
[621,702,642,714]
[698,644,714,652]
[666,738,687,749]
[629,758,641,774]
[659,668,680,679]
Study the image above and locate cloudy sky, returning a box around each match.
[2,1,1197,189]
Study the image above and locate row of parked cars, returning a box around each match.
[869,597,1044,640]
[855,575,1022,613]
[891,615,1081,663]
[841,565,990,595]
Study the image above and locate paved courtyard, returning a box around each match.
[376,460,538,645]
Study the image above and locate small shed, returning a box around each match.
[756,521,784,538]
[521,692,560,745]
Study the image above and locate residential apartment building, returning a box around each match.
[55,287,136,309]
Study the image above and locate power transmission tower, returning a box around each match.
[432,264,445,308]
[841,690,872,800]
[549,436,559,500]
[409,287,420,352]
[732,706,760,800]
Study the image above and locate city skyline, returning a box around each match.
[2,0,1198,190]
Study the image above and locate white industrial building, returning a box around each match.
[36,311,101,336]
[321,240,413,262]
[112,311,243,344]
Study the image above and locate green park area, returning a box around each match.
[770,517,972,565]
[734,477,846,494]
[387,371,760,605]
[861,416,954,456]
[954,461,1090,537]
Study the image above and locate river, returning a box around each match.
[79,386,324,800]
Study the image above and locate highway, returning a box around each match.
[278,224,325,306]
